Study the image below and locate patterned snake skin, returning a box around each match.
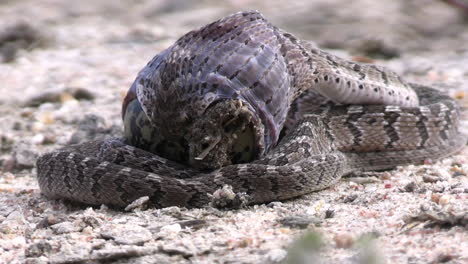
[36,11,465,208]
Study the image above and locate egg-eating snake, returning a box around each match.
[36,11,465,208]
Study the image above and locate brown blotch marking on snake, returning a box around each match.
[344,107,366,148]
[383,111,400,148]
[415,111,430,149]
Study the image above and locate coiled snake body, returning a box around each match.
[36,11,465,208]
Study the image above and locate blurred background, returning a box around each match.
[1,0,468,62]
[1,0,468,99]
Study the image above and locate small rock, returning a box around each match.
[351,38,400,59]
[279,215,322,229]
[0,134,14,152]
[68,114,120,144]
[266,248,287,263]
[360,231,382,239]
[124,196,150,211]
[450,187,466,194]
[452,171,465,177]
[347,176,380,184]
[432,184,446,193]
[36,214,64,229]
[158,206,182,218]
[379,171,392,180]
[160,223,182,234]
[50,221,82,234]
[13,141,38,168]
[267,201,284,208]
[24,241,52,257]
[1,156,16,172]
[31,134,45,144]
[423,175,441,183]
[431,252,457,263]
[90,246,160,262]
[325,208,335,219]
[405,208,467,228]
[24,256,48,264]
[210,185,250,209]
[0,210,26,233]
[431,193,441,204]
[24,87,94,107]
[334,233,355,249]
[101,225,152,245]
[438,195,450,205]
[0,22,47,63]
[402,181,417,192]
[343,194,358,203]
[176,219,208,230]
[80,215,102,229]
[158,244,194,258]
[71,87,95,101]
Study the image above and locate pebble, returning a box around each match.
[31,134,45,144]
[278,215,322,229]
[36,214,64,229]
[159,223,182,234]
[100,225,153,245]
[325,208,335,219]
[176,219,208,230]
[24,87,95,107]
[402,181,416,192]
[159,244,194,258]
[13,142,38,168]
[423,175,440,183]
[266,248,287,262]
[210,184,250,209]
[343,194,358,203]
[124,196,150,211]
[24,241,52,258]
[267,201,284,208]
[334,233,355,249]
[438,195,450,205]
[67,114,110,144]
[50,221,82,234]
[1,210,27,233]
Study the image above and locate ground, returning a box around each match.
[0,0,467,263]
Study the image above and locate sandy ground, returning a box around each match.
[0,0,467,263]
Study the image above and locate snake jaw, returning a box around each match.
[185,99,265,170]
[194,135,222,161]
[123,94,265,170]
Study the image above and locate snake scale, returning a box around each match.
[36,11,465,208]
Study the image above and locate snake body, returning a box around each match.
[36,11,465,208]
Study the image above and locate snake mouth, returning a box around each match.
[123,97,265,170]
[185,99,265,170]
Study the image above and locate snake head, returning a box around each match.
[122,92,265,170]
[185,99,265,170]
[122,11,293,170]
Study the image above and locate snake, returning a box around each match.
[36,11,465,208]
